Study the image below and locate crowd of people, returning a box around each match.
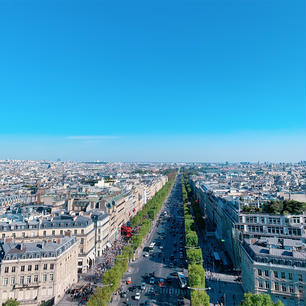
[92,236,128,279]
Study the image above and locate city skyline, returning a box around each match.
[0,0,305,161]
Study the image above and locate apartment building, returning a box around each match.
[0,236,78,306]
[91,213,110,257]
[0,214,95,273]
[241,237,306,306]
[237,213,306,241]
[190,178,306,268]
[98,193,129,242]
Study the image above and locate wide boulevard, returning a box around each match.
[112,174,189,306]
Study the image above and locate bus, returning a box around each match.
[177,272,187,289]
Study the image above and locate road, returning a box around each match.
[111,174,190,306]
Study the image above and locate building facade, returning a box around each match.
[241,237,306,306]
[0,236,78,306]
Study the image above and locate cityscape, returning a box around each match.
[0,1,305,306]
[0,162,305,306]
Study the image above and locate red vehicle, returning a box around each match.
[158,278,165,287]
[121,226,132,238]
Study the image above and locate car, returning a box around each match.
[148,287,154,294]
[135,292,140,300]
[141,282,146,290]
[158,278,165,287]
[159,246,163,249]
[169,262,174,268]
[150,277,155,284]
[144,252,149,257]
[121,291,127,298]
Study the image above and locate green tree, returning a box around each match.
[190,290,210,306]
[3,299,20,306]
[188,264,205,287]
[186,248,203,264]
[186,231,198,247]
[240,293,283,306]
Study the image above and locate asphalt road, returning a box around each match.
[113,174,190,306]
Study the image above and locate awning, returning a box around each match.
[106,242,112,248]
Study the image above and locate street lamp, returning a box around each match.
[185,259,204,264]
[187,286,211,291]
[185,246,201,249]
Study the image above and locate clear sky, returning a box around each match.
[0,0,305,162]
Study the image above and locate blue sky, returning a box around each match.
[0,0,305,162]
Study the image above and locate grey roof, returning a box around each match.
[0,236,77,262]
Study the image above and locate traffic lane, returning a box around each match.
[123,183,185,305]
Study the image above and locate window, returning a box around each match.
[50,274,54,281]
[10,277,15,285]
[81,229,84,234]
[52,230,55,236]
[35,265,39,271]
[275,282,279,291]
[80,248,84,254]
[281,272,285,279]
[27,276,31,284]
[299,286,303,294]
[81,238,84,244]
[50,264,54,270]
[20,276,24,285]
[21,266,25,272]
[22,232,25,238]
[43,231,46,236]
[4,267,9,273]
[265,270,269,277]
[265,281,270,289]
[74,230,77,235]
[34,275,38,283]
[258,280,263,288]
[60,230,63,235]
[28,265,32,271]
[289,285,294,293]
[11,266,15,273]
[2,233,5,239]
[3,278,8,286]
[289,273,293,280]
[274,271,278,278]
[43,274,47,282]
[258,269,262,276]
[299,274,303,282]
[43,264,48,270]
[282,284,286,292]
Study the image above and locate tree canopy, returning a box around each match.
[240,293,283,306]
[263,200,306,215]
[3,299,20,306]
